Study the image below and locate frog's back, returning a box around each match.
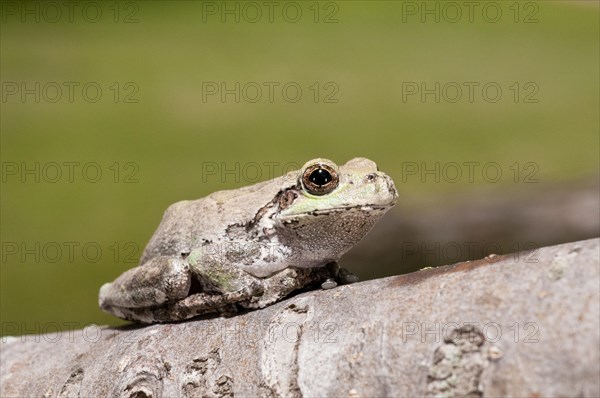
[139,177,288,264]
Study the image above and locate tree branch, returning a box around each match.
[1,238,599,397]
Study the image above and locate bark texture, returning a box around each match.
[1,238,599,398]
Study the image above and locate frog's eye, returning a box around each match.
[301,163,339,195]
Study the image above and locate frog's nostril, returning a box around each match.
[366,173,377,181]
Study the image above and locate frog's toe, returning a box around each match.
[339,268,359,284]
[321,278,338,290]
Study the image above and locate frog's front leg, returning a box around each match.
[318,262,360,289]
[241,262,356,309]
[240,267,307,309]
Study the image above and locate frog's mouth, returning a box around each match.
[279,204,394,220]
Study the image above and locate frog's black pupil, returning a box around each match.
[309,168,332,186]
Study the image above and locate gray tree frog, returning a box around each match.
[99,157,397,323]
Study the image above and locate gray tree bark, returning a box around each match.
[1,238,599,398]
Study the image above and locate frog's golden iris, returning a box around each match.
[301,161,339,196]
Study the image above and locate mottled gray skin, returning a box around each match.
[99,157,397,323]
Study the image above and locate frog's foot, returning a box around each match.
[105,287,258,323]
[338,267,359,284]
[320,267,359,289]
[312,262,358,289]
[240,267,314,309]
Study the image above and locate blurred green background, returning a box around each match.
[1,1,598,334]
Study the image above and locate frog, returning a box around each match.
[99,157,397,323]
